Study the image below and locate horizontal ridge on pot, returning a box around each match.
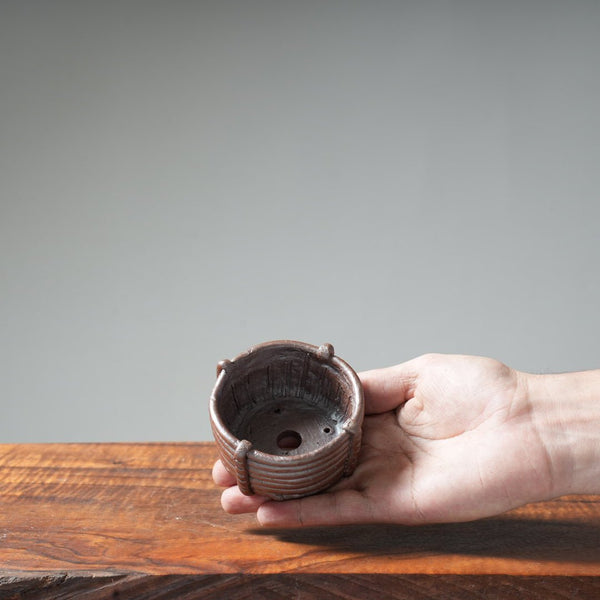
[209,340,364,500]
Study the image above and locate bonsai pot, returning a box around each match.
[209,340,364,500]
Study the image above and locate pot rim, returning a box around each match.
[209,339,364,461]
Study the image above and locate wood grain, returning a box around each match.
[1,443,599,598]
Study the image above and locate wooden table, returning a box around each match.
[1,443,599,599]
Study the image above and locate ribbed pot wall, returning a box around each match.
[210,341,364,501]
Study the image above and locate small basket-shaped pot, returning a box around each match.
[210,340,364,500]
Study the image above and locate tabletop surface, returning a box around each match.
[1,442,599,598]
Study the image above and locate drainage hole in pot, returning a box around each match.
[277,430,302,450]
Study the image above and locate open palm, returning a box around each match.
[214,354,556,526]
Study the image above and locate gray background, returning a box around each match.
[1,1,599,443]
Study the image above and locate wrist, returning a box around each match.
[525,369,600,496]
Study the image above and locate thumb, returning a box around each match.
[359,358,419,415]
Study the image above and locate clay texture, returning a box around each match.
[209,341,364,500]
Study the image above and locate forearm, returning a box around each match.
[526,369,600,496]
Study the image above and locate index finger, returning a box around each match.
[212,459,236,487]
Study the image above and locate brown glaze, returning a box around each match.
[209,341,364,500]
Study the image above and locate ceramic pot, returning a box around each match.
[209,340,364,500]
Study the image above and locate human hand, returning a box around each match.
[213,353,598,527]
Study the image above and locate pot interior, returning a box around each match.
[216,345,355,456]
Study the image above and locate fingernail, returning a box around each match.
[256,502,276,526]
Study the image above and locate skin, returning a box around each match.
[213,353,600,527]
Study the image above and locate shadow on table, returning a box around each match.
[250,517,600,563]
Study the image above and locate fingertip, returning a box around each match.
[256,500,297,527]
[256,501,275,526]
[220,486,237,512]
[212,459,236,487]
[221,485,270,514]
